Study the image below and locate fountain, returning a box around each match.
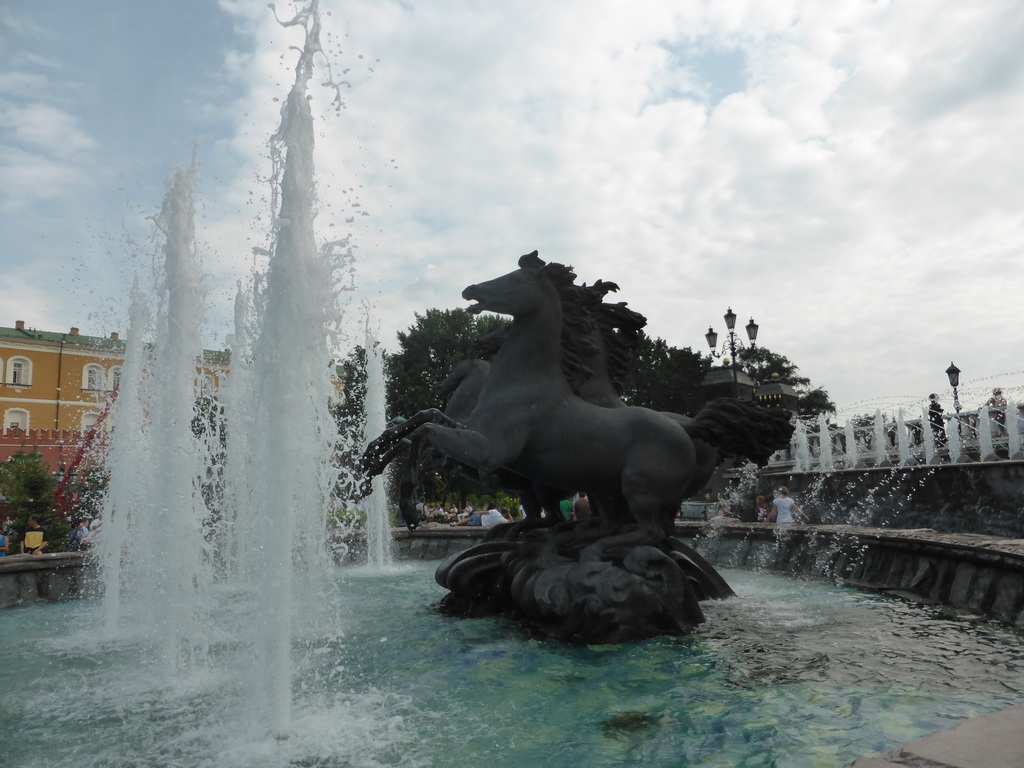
[99,0,350,742]
[362,314,392,570]
[816,413,834,471]
[3,2,1023,766]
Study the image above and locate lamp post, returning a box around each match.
[703,308,759,400]
[946,361,962,438]
[705,308,758,369]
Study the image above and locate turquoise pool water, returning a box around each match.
[2,563,1021,767]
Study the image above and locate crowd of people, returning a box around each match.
[0,511,102,557]
[414,487,812,530]
[412,492,599,528]
[709,487,809,525]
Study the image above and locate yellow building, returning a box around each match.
[0,320,229,434]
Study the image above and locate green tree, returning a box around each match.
[0,449,68,551]
[385,308,505,421]
[332,345,369,501]
[735,345,835,417]
[59,464,109,521]
[620,332,710,416]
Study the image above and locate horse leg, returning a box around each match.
[413,423,514,477]
[397,453,420,530]
[580,489,667,561]
[362,408,461,476]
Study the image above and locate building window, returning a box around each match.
[84,364,104,391]
[110,366,122,392]
[8,357,31,386]
[4,409,29,431]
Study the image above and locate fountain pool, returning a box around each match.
[2,562,1021,768]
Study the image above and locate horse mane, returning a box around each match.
[582,281,647,394]
[537,261,600,391]
[554,278,648,395]
[525,253,646,394]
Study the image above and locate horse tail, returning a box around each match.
[683,398,794,467]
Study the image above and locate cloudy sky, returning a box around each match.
[2,0,1022,417]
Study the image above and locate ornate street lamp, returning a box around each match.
[705,308,758,369]
[946,361,962,438]
[703,308,759,400]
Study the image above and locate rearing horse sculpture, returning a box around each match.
[364,251,792,642]
[415,254,705,553]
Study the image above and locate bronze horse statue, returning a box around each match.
[364,252,792,642]
[396,357,490,529]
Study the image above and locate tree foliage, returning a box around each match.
[332,345,369,501]
[0,449,68,550]
[385,308,505,421]
[620,332,710,416]
[380,307,835,437]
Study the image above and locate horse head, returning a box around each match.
[463,250,569,318]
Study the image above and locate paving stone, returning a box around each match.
[897,703,1024,768]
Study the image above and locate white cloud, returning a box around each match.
[2,102,97,157]
[0,146,87,209]
[7,0,1024,414]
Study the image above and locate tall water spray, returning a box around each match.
[100,1,350,742]
[922,405,939,464]
[230,2,344,737]
[946,413,966,463]
[896,408,913,465]
[100,159,219,672]
[362,315,392,569]
[793,420,810,472]
[816,413,834,471]
[873,410,888,467]
[844,419,859,468]
[1008,400,1022,459]
[978,406,998,462]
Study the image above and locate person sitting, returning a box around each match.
[82,512,103,547]
[20,516,48,555]
[68,519,91,551]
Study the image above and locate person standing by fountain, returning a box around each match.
[754,495,771,523]
[770,487,808,524]
[928,394,947,449]
[985,388,1008,437]
[573,491,592,521]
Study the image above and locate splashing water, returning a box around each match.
[896,408,912,465]
[844,419,860,468]
[98,1,355,742]
[816,413,833,471]
[362,311,392,569]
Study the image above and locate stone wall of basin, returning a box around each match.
[678,522,1024,628]
[739,460,1024,538]
[0,553,95,609]
[5,526,1023,632]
